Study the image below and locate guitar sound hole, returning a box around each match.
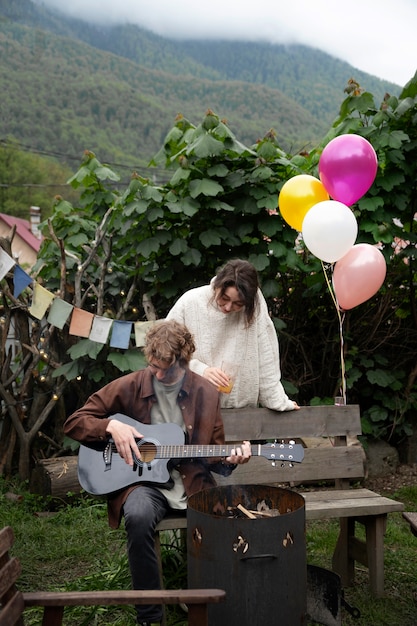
[138,442,157,463]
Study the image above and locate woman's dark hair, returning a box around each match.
[212,259,260,325]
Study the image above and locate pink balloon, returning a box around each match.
[319,135,378,206]
[333,244,386,310]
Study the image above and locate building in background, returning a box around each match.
[0,206,42,268]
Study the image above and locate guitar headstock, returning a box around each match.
[260,441,304,465]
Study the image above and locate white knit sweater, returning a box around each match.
[166,284,295,411]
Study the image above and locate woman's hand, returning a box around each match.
[203,366,230,390]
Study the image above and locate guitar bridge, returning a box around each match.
[103,442,112,471]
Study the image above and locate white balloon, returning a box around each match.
[302,200,358,263]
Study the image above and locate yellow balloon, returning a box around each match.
[278,175,329,231]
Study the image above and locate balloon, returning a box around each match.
[319,135,378,206]
[333,244,386,310]
[278,174,329,231]
[302,200,358,263]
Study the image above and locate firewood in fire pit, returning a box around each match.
[225,501,280,518]
[237,503,257,519]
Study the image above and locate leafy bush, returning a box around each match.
[1,77,417,476]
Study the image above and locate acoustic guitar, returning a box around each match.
[77,413,304,496]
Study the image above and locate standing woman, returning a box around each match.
[167,259,299,411]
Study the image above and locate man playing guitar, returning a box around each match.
[64,319,251,626]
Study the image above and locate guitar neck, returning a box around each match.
[155,443,257,459]
[108,440,296,462]
[109,442,254,459]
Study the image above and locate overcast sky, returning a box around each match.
[39,0,416,86]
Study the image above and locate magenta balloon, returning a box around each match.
[319,135,378,206]
[333,244,386,310]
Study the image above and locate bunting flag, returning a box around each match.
[134,321,156,347]
[47,298,74,329]
[89,315,113,344]
[28,283,55,320]
[110,320,133,349]
[69,308,94,338]
[0,246,156,349]
[13,265,33,298]
[0,248,16,281]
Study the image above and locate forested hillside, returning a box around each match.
[1,0,401,178]
[60,24,399,124]
[18,1,398,123]
[177,40,397,121]
[0,21,322,173]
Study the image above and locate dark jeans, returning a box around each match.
[123,486,170,623]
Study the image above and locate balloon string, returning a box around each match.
[321,261,347,404]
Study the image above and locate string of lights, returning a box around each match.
[0,138,172,184]
[0,183,71,188]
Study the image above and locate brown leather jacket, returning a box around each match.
[64,367,231,528]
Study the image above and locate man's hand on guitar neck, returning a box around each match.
[226,441,252,465]
[105,419,143,466]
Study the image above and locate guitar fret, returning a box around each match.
[158,446,228,458]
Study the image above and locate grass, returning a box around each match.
[1,477,416,625]
[307,510,417,625]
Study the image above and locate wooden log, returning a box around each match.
[402,511,417,537]
[30,456,81,499]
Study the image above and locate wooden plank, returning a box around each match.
[303,490,404,519]
[0,525,14,557]
[364,515,386,597]
[303,488,405,508]
[23,589,226,607]
[332,517,355,586]
[0,591,25,626]
[303,488,388,502]
[41,606,64,626]
[0,557,21,596]
[216,446,365,486]
[157,514,188,532]
[187,603,210,626]
[222,405,362,441]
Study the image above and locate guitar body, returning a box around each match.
[78,415,185,496]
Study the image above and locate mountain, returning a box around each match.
[0,0,400,178]
[82,28,398,125]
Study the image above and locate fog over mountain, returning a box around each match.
[36,0,416,86]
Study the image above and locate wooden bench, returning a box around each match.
[156,404,404,599]
[0,525,225,626]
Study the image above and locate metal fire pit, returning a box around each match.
[187,484,307,626]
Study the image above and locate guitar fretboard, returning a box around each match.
[108,441,294,460]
